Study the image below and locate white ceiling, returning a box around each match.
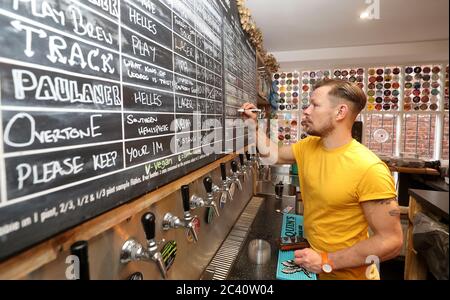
[246,0,449,52]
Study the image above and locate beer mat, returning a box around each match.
[276,214,317,280]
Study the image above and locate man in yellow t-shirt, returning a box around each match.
[241,79,403,280]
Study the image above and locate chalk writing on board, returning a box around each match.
[0,0,257,261]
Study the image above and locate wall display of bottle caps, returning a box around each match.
[404,65,442,112]
[269,112,299,146]
[333,68,365,90]
[367,67,402,112]
[300,70,331,110]
[274,64,448,114]
[273,72,301,111]
[445,65,449,111]
[271,62,448,158]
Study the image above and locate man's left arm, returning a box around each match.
[295,198,404,273]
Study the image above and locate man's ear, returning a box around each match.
[336,104,349,120]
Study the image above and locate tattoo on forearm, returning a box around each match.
[378,199,398,205]
[389,209,401,217]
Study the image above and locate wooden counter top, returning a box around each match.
[389,166,440,176]
[409,189,449,221]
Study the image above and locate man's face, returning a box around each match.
[301,86,337,137]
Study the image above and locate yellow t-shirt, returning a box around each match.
[291,137,397,280]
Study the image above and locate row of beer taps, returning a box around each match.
[69,150,267,280]
[119,150,265,279]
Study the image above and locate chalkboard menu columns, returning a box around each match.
[0,0,133,259]
[0,125,4,205]
[118,0,126,175]
[192,0,224,158]
[221,0,257,152]
[0,1,125,201]
[170,0,224,163]
[120,0,175,175]
[0,0,252,261]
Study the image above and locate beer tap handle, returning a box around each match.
[203,177,213,194]
[141,212,156,241]
[231,161,238,173]
[181,185,190,213]
[220,163,227,181]
[239,154,245,167]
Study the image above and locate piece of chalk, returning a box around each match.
[238,109,261,113]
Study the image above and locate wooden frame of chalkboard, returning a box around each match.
[0,0,257,262]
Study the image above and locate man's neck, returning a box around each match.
[321,128,353,150]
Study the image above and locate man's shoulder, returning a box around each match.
[292,137,320,159]
[347,141,385,168]
[347,140,377,156]
[297,136,321,147]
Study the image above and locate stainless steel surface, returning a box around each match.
[247,239,271,265]
[120,235,168,279]
[23,166,255,280]
[270,165,292,175]
[207,197,220,218]
[255,181,296,197]
[255,165,301,218]
[190,195,206,210]
[205,197,264,280]
[162,210,199,243]
[258,165,271,181]
[229,174,243,192]
[239,166,250,183]
[196,187,220,218]
[153,252,167,279]
[250,154,261,172]
[216,179,233,205]
[162,213,183,231]
[120,239,147,264]
[227,194,285,280]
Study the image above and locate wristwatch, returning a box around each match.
[321,252,334,274]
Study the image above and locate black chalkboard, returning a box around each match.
[0,0,256,261]
[220,0,257,151]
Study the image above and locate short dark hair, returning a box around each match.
[313,79,367,114]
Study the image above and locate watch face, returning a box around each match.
[322,264,333,274]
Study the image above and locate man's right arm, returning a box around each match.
[278,145,296,164]
[241,103,296,165]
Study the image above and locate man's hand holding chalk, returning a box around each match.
[240,103,260,121]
